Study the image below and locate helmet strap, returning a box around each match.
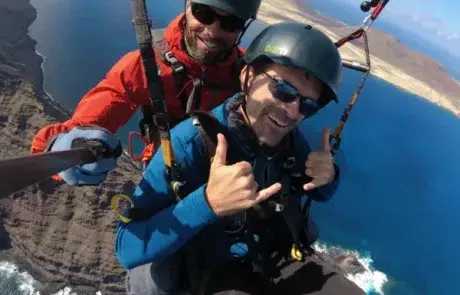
[238,65,252,127]
[235,18,255,46]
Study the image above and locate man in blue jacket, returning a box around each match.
[116,22,360,295]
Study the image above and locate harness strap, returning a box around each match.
[189,112,314,288]
[190,110,222,162]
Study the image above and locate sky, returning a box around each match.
[364,0,460,58]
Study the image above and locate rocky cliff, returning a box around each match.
[0,0,142,294]
[0,0,43,90]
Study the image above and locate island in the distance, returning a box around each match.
[258,0,460,117]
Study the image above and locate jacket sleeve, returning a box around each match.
[30,50,149,154]
[115,126,219,270]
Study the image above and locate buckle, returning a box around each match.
[164,51,184,73]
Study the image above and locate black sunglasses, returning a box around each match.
[263,72,321,118]
[191,2,246,33]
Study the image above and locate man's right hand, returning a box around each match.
[50,126,122,186]
[205,134,282,217]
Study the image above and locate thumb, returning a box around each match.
[322,127,331,153]
[211,133,228,168]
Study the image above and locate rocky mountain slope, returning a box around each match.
[0,1,142,294]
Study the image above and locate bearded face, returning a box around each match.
[184,1,241,64]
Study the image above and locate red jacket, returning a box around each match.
[31,13,243,162]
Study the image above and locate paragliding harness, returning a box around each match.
[112,0,245,221]
[181,110,319,294]
[127,29,244,166]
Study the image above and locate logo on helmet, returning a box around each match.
[264,44,288,56]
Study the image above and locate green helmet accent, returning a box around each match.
[190,0,262,21]
[243,22,343,103]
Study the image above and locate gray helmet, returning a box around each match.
[190,0,262,21]
[243,22,342,103]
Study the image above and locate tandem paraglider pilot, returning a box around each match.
[116,21,362,295]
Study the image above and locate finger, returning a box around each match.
[250,181,258,196]
[305,168,315,177]
[306,160,328,169]
[322,127,331,153]
[233,161,253,176]
[305,162,335,176]
[211,133,227,168]
[254,182,282,204]
[238,173,255,189]
[303,178,325,191]
[307,152,333,163]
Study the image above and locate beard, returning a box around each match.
[183,24,234,65]
[247,100,299,147]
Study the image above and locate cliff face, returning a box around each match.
[0,0,142,293]
[0,0,43,90]
[0,79,141,295]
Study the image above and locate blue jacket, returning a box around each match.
[115,94,340,270]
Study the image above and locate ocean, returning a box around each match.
[3,0,459,294]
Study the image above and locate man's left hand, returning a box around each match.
[303,127,335,191]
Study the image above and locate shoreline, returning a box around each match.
[34,46,56,104]
[258,0,460,118]
[28,1,58,105]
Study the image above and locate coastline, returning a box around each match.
[258,0,460,118]
[34,47,56,103]
[0,0,44,92]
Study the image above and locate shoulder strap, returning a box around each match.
[189,110,226,163]
[151,28,185,74]
[151,28,189,111]
[139,28,188,144]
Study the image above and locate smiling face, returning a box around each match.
[240,62,323,147]
[184,0,241,64]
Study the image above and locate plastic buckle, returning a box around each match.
[164,51,184,73]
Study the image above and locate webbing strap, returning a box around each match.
[331,28,371,156]
[131,0,184,193]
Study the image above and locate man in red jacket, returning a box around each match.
[30,0,262,185]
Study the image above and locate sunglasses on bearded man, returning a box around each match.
[190,2,246,33]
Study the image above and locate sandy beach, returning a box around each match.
[258,0,460,117]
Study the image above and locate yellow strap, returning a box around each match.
[161,138,173,168]
[291,243,303,261]
[111,194,135,223]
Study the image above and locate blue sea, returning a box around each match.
[2,0,459,294]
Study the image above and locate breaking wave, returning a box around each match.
[0,261,101,295]
[0,261,40,295]
[313,242,389,295]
